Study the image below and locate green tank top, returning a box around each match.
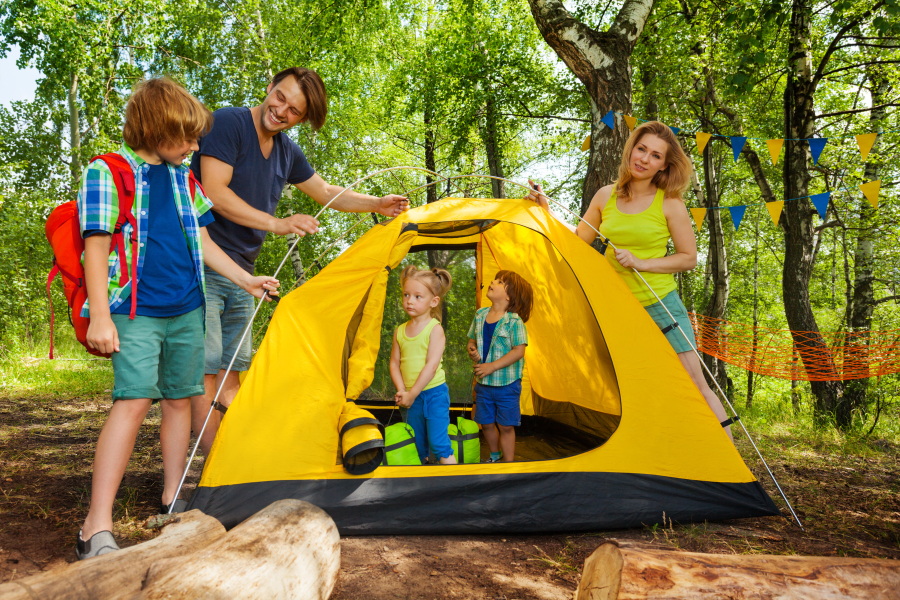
[396,318,445,391]
[599,185,678,307]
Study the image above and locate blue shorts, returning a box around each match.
[400,383,453,461]
[644,291,697,354]
[204,267,255,374]
[474,380,522,427]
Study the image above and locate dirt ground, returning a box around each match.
[0,393,898,598]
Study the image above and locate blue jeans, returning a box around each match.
[401,383,453,461]
[203,267,254,374]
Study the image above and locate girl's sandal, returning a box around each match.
[75,530,120,561]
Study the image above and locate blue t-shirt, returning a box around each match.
[190,107,316,273]
[89,163,214,317]
[482,320,498,364]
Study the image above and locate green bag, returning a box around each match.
[382,423,422,466]
[448,416,480,464]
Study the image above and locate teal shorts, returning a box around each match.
[110,308,206,401]
[643,291,697,354]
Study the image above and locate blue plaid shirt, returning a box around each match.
[467,307,528,386]
[77,144,213,316]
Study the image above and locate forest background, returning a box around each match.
[0,0,898,441]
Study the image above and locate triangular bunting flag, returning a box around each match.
[669,126,681,136]
[808,138,828,164]
[600,110,615,130]
[766,139,783,165]
[730,136,747,162]
[809,192,831,220]
[855,133,878,162]
[859,179,881,209]
[729,205,748,231]
[623,115,637,131]
[689,208,707,230]
[696,132,712,155]
[766,201,784,225]
[581,135,591,152]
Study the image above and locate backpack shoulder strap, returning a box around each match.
[188,170,206,205]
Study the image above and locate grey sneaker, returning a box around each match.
[160,499,188,514]
[76,530,120,560]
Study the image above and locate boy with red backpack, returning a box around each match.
[74,78,279,560]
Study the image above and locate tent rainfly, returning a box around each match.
[188,198,780,533]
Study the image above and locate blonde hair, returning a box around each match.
[615,121,691,200]
[123,77,213,152]
[400,265,452,322]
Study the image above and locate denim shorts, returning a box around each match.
[644,291,697,354]
[474,380,522,427]
[400,383,454,461]
[204,267,254,374]
[110,308,205,401]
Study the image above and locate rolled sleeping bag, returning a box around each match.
[448,416,480,464]
[382,422,422,466]
[339,404,385,475]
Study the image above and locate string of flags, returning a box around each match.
[688,179,882,232]
[579,110,886,231]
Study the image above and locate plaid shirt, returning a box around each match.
[77,144,213,317]
[467,307,528,387]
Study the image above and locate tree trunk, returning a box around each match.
[575,541,900,600]
[0,511,225,600]
[840,72,887,429]
[526,0,655,215]
[133,500,340,600]
[482,96,506,200]
[700,144,729,393]
[783,0,842,422]
[68,71,82,189]
[748,207,760,409]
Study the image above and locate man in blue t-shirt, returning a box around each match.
[189,66,408,454]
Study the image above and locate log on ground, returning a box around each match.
[132,499,341,600]
[0,510,226,600]
[575,540,900,600]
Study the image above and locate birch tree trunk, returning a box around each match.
[526,0,656,214]
[782,0,843,420]
[68,71,82,189]
[841,72,887,428]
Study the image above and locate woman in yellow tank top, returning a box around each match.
[530,121,732,441]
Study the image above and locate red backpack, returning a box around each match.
[45,153,138,358]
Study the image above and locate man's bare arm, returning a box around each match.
[200,155,318,236]
[295,173,408,217]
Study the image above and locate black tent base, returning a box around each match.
[188,471,781,534]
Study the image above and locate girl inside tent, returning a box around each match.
[528,121,733,441]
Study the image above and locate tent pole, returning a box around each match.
[171,166,454,511]
[521,182,804,530]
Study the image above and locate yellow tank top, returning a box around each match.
[396,318,445,391]
[598,185,678,306]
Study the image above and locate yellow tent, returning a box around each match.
[188,198,779,533]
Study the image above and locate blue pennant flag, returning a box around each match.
[730,136,747,162]
[729,205,748,231]
[808,138,828,164]
[669,126,680,136]
[600,110,615,130]
[810,192,831,219]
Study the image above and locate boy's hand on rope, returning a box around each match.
[474,361,497,378]
[614,248,644,270]
[86,316,120,354]
[466,339,480,362]
[395,390,414,408]
[376,194,409,217]
[242,276,281,301]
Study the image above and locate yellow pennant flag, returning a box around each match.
[766,201,784,225]
[623,115,638,131]
[695,132,712,155]
[766,139,784,166]
[859,179,881,209]
[581,135,591,152]
[689,208,707,230]
[855,133,878,162]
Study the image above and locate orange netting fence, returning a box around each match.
[688,313,900,381]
